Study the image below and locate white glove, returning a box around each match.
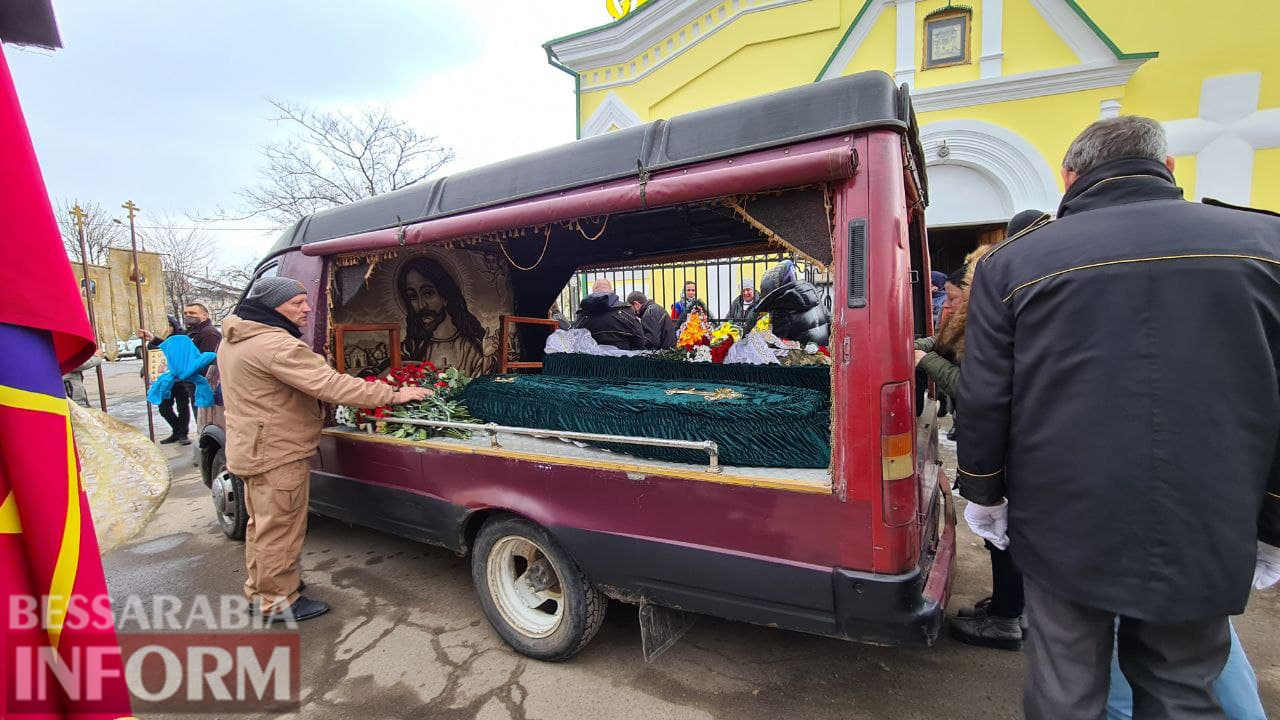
[964,499,1010,551]
[1255,542,1280,590]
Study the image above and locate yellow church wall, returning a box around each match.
[911,0,983,89]
[999,0,1080,77]
[565,0,1280,212]
[1078,1,1280,122]
[649,30,837,118]
[919,86,1119,196]
[840,0,895,77]
[578,0,840,122]
[1171,155,1196,201]
[1253,149,1280,210]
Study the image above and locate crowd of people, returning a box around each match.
[82,115,1279,719]
[571,277,763,351]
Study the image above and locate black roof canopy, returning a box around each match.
[269,70,920,256]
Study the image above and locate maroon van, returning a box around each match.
[199,70,954,661]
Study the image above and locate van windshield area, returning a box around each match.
[325,188,837,482]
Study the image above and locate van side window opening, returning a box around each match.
[320,187,838,474]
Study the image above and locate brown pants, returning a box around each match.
[242,459,310,615]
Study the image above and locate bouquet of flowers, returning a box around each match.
[676,311,712,351]
[709,322,740,364]
[335,362,476,440]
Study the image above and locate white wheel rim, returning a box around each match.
[211,470,236,526]
[486,535,564,638]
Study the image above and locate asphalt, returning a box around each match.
[92,360,1280,719]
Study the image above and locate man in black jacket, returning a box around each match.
[626,291,675,349]
[957,115,1280,719]
[575,279,645,350]
[139,303,222,443]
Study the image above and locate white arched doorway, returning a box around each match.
[918,120,1060,271]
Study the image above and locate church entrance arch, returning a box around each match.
[919,119,1060,272]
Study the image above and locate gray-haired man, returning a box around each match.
[957,116,1280,718]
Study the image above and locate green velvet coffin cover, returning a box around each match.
[541,352,831,394]
[459,375,830,468]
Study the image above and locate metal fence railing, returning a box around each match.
[556,253,830,324]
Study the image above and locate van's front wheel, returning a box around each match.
[472,517,605,661]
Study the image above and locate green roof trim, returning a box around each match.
[1059,0,1157,60]
[543,45,583,140]
[542,0,666,50]
[813,0,876,82]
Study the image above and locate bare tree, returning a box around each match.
[57,199,125,265]
[239,99,454,226]
[216,261,257,294]
[144,216,215,319]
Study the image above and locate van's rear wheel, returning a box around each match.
[209,449,248,540]
[471,517,606,661]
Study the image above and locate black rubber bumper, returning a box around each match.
[833,564,944,646]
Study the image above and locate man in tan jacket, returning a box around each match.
[219,277,428,622]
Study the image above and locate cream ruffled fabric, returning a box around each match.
[68,401,171,554]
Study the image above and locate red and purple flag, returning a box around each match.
[0,43,133,718]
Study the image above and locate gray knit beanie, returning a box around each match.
[245,277,306,309]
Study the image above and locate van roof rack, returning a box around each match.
[267,70,924,257]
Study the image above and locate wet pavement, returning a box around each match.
[93,387,1280,719]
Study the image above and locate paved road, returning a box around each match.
[96,402,1280,718]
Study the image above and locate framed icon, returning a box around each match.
[924,8,971,69]
[333,323,402,376]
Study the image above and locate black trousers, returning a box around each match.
[985,540,1024,618]
[158,381,193,438]
[1023,576,1230,720]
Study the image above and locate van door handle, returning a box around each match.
[842,336,851,365]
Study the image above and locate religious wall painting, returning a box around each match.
[923,6,971,69]
[330,246,516,380]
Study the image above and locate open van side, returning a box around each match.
[199,70,953,661]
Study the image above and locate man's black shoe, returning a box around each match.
[264,596,329,625]
[949,614,1022,651]
[159,434,182,444]
[177,436,192,445]
[956,597,993,618]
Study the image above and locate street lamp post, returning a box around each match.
[70,204,108,412]
[122,199,155,442]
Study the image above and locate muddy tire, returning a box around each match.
[471,516,606,661]
[209,449,248,540]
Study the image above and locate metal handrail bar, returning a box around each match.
[360,417,720,472]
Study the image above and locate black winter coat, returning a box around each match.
[638,300,676,349]
[575,293,646,350]
[957,158,1280,622]
[725,294,757,323]
[186,319,222,354]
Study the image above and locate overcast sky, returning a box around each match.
[9,0,604,270]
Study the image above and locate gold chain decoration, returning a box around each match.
[497,225,551,271]
[664,387,744,402]
[573,215,610,241]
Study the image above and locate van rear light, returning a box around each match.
[881,381,916,526]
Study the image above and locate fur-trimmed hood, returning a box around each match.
[934,243,994,362]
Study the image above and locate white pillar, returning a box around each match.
[894,0,916,89]
[979,0,1003,79]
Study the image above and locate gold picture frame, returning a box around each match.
[923,9,971,70]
